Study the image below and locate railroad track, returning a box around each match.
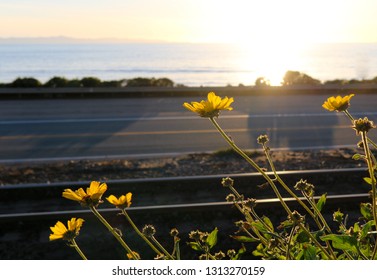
[0,167,371,220]
[0,167,372,259]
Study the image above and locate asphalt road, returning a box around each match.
[1,93,376,162]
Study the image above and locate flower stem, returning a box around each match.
[90,206,139,260]
[360,131,377,259]
[262,143,328,230]
[149,235,175,260]
[121,209,162,256]
[209,117,293,217]
[70,239,87,260]
[209,117,334,259]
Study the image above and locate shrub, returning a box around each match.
[282,70,321,86]
[11,77,42,88]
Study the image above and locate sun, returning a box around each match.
[194,1,318,85]
[231,39,307,86]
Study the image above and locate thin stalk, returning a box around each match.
[209,117,293,217]
[343,110,355,122]
[172,238,181,260]
[301,192,337,259]
[70,239,87,260]
[360,132,377,259]
[210,117,334,259]
[90,206,139,260]
[263,143,326,229]
[233,202,268,245]
[301,191,332,233]
[121,209,162,256]
[149,235,175,260]
[250,208,273,232]
[286,226,297,260]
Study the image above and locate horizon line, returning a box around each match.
[1,36,377,45]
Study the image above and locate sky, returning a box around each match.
[1,0,377,44]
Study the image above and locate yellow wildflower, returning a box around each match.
[183,92,234,118]
[322,94,354,112]
[106,193,132,208]
[62,181,107,207]
[49,217,84,241]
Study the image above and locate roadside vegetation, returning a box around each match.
[2,70,377,88]
[0,76,179,88]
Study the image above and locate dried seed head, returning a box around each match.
[221,177,234,188]
[170,228,179,237]
[142,224,156,237]
[189,230,202,241]
[257,134,269,145]
[227,249,236,258]
[289,210,304,224]
[226,193,236,202]
[352,117,376,135]
[294,179,315,195]
[214,251,226,260]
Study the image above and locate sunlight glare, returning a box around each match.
[234,41,307,86]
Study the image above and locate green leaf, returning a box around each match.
[278,219,294,229]
[187,242,202,251]
[296,230,310,243]
[232,244,247,260]
[360,203,373,220]
[231,235,259,243]
[360,220,375,240]
[353,222,360,234]
[262,216,274,232]
[352,154,364,160]
[320,234,358,254]
[252,220,265,232]
[364,177,373,185]
[303,244,318,260]
[252,243,265,257]
[206,227,218,249]
[315,193,327,213]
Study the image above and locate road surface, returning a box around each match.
[0,93,376,162]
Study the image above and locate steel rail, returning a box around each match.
[0,167,368,190]
[0,193,369,221]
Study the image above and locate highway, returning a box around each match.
[0,92,376,162]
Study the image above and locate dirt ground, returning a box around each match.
[0,147,365,186]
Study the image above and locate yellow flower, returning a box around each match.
[183,92,234,118]
[62,181,107,207]
[106,193,132,208]
[322,94,354,112]
[49,218,84,241]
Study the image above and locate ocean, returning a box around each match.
[1,42,377,87]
